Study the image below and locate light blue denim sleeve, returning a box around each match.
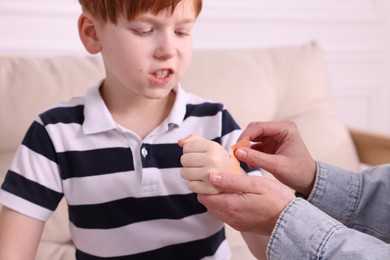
[266,162,390,259]
[309,162,390,242]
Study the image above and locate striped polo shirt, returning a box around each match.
[0,83,255,259]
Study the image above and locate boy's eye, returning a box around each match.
[132,29,153,37]
[175,30,190,37]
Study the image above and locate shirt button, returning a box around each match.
[141,147,148,158]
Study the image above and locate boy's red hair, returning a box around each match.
[79,0,202,23]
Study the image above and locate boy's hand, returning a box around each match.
[179,135,231,195]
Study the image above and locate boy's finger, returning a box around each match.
[178,134,202,147]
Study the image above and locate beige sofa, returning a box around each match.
[1,42,389,259]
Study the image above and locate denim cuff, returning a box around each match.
[267,198,343,259]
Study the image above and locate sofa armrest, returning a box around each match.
[349,128,390,166]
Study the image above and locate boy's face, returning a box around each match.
[93,0,196,100]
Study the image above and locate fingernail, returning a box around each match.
[210,173,222,183]
[236,148,247,158]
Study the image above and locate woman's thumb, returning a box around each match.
[235,148,278,173]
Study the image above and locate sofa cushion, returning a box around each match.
[0,56,105,153]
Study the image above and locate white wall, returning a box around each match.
[1,0,390,134]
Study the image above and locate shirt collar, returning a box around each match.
[166,83,186,129]
[83,82,117,135]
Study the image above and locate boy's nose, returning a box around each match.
[154,33,176,60]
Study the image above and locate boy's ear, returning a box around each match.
[78,13,101,54]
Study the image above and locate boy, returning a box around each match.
[0,0,262,259]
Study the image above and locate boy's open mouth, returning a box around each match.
[154,69,171,79]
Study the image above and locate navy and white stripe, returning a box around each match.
[0,83,256,259]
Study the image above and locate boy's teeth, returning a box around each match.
[155,70,169,78]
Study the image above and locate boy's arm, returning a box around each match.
[0,206,44,260]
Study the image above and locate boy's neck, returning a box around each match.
[100,84,177,139]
